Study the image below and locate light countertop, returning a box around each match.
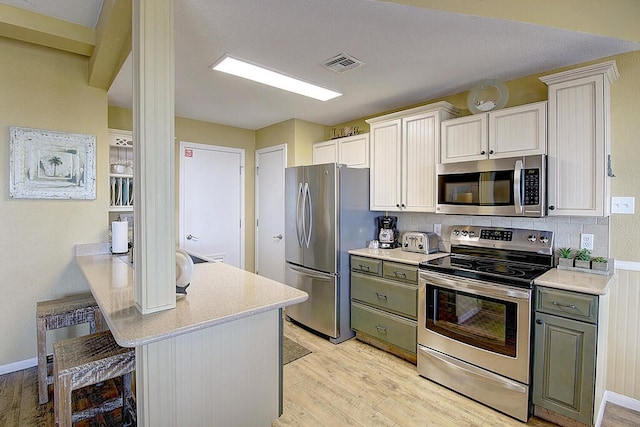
[535,268,616,295]
[75,253,308,347]
[348,247,448,265]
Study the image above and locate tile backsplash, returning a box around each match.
[395,213,609,258]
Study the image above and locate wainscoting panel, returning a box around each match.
[606,268,640,400]
[136,310,281,426]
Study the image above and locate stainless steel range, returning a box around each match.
[417,226,553,422]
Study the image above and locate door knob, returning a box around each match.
[535,319,543,325]
[273,234,283,240]
[186,234,199,241]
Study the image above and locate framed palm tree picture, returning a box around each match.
[9,126,96,199]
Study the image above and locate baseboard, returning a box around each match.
[596,391,640,427]
[615,260,640,271]
[0,357,37,375]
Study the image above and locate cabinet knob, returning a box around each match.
[396,203,400,208]
[535,319,543,325]
[480,150,486,155]
[549,206,555,211]
[489,150,494,155]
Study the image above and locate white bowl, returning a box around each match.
[111,164,125,174]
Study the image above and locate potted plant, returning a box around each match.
[556,247,574,267]
[591,256,609,271]
[574,248,592,269]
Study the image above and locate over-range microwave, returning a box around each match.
[436,154,546,217]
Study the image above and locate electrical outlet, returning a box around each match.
[580,233,594,251]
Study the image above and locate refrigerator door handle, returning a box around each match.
[296,182,304,247]
[304,182,313,248]
[287,263,333,281]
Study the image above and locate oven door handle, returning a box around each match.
[514,160,523,214]
[419,271,531,301]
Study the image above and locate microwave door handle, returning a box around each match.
[514,160,523,214]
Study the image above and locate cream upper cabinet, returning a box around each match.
[489,102,546,157]
[312,133,369,168]
[367,102,458,212]
[440,114,487,163]
[312,139,338,164]
[440,101,547,163]
[540,61,618,217]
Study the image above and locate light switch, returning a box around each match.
[612,197,635,214]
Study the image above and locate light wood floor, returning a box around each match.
[275,320,640,427]
[1,321,638,426]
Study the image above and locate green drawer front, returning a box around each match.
[382,261,418,284]
[351,301,417,353]
[351,256,382,276]
[536,287,598,323]
[351,272,417,318]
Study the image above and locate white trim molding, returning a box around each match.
[614,260,640,271]
[596,391,640,427]
[0,357,36,376]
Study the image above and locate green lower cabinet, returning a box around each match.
[351,301,417,353]
[532,311,597,425]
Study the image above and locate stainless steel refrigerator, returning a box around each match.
[284,163,378,344]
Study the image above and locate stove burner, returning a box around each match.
[476,263,526,277]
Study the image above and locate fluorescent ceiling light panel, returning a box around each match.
[212,55,342,101]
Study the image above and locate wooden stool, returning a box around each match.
[53,330,135,426]
[36,293,103,404]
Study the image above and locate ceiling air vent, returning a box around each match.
[322,53,364,73]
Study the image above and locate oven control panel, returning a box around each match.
[480,229,512,241]
[451,226,553,255]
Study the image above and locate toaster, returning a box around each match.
[402,232,439,254]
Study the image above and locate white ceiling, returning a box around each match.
[4,0,639,130]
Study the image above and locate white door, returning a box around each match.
[255,144,286,282]
[179,141,245,268]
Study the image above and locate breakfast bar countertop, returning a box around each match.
[75,250,308,348]
[348,247,448,266]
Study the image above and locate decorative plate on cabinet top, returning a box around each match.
[467,80,509,114]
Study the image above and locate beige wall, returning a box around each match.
[293,119,328,165]
[608,51,640,261]
[255,118,327,167]
[108,108,258,272]
[256,119,295,166]
[0,37,109,365]
[384,0,640,43]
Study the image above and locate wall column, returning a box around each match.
[132,0,175,314]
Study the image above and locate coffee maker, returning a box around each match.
[376,216,399,249]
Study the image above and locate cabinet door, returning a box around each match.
[369,119,402,211]
[489,102,547,158]
[312,140,338,165]
[339,133,369,168]
[533,312,596,425]
[403,112,439,212]
[440,114,487,163]
[546,75,608,216]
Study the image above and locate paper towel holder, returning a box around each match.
[111,220,129,254]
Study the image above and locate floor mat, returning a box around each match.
[283,336,311,365]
